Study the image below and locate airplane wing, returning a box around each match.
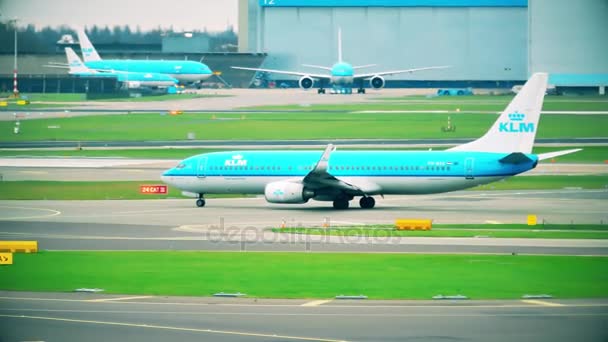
[354,65,450,79]
[231,66,330,80]
[301,144,374,196]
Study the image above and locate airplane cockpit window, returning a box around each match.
[176,163,186,169]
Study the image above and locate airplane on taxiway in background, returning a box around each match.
[161,73,580,210]
[76,29,213,85]
[231,28,449,94]
[60,47,179,89]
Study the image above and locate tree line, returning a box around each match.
[0,22,238,53]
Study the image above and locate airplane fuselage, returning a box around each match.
[329,62,354,86]
[161,150,538,198]
[85,60,213,83]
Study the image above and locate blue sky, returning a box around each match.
[0,0,238,32]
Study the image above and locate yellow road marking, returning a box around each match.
[88,296,153,303]
[521,299,565,307]
[0,314,349,342]
[301,300,333,307]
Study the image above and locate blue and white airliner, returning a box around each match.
[231,28,448,94]
[76,29,213,85]
[161,73,580,209]
[63,47,178,89]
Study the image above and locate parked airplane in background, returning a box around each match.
[62,47,178,89]
[76,29,213,85]
[161,73,580,209]
[232,28,448,94]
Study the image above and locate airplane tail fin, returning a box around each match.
[76,28,102,62]
[65,47,93,74]
[448,72,548,154]
[337,27,343,63]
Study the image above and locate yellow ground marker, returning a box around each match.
[301,299,333,307]
[521,299,565,307]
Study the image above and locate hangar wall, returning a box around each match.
[244,0,528,81]
[529,0,608,87]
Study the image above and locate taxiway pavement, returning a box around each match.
[0,291,606,342]
[0,190,606,254]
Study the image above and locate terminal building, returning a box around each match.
[238,0,608,92]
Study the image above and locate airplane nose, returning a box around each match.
[160,171,172,185]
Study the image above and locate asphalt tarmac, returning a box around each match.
[0,291,606,342]
[0,190,607,254]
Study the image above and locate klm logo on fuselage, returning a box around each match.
[499,112,535,133]
[224,154,247,166]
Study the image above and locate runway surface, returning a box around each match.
[1,190,607,254]
[0,291,606,342]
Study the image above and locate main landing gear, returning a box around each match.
[196,194,206,207]
[357,88,366,94]
[317,88,326,94]
[332,196,376,209]
[359,196,375,209]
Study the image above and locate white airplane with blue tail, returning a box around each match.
[62,47,179,89]
[161,73,580,209]
[232,28,449,94]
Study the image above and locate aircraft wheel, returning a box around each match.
[196,199,206,207]
[332,199,349,210]
[359,196,375,209]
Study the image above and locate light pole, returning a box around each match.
[10,18,19,98]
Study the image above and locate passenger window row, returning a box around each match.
[208,164,451,172]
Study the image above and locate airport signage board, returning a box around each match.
[140,185,168,194]
[0,253,13,265]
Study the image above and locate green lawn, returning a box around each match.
[0,145,604,162]
[2,251,606,299]
[242,96,608,112]
[1,113,606,142]
[275,224,608,239]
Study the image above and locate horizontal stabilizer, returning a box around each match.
[537,148,582,161]
[499,152,533,164]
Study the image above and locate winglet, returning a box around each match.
[311,144,335,174]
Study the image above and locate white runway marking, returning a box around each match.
[0,205,61,221]
[88,296,153,303]
[0,314,349,342]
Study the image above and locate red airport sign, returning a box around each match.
[140,185,168,194]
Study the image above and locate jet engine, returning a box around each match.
[264,181,315,204]
[369,76,385,89]
[125,81,142,89]
[298,76,314,89]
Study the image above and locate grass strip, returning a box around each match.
[0,181,242,200]
[273,226,608,239]
[1,251,607,299]
[1,113,606,142]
